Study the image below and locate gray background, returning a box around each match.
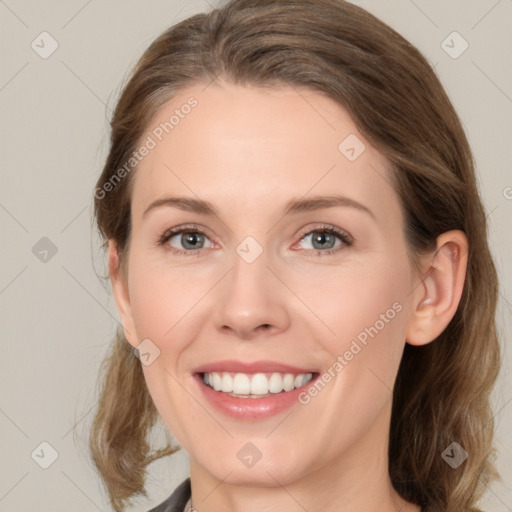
[0,0,511,510]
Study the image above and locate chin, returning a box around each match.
[193,444,313,488]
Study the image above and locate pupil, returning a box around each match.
[313,232,334,250]
[182,232,203,249]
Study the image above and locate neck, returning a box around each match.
[187,401,420,512]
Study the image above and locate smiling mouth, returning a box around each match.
[199,371,316,398]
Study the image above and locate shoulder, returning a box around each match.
[147,478,191,512]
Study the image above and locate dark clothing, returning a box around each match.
[148,478,191,512]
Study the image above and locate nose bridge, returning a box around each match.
[214,240,290,338]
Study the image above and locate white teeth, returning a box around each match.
[212,372,222,391]
[268,373,284,393]
[250,373,268,395]
[221,373,233,393]
[283,373,295,392]
[203,371,314,396]
[233,373,251,394]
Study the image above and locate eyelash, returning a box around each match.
[157,223,353,257]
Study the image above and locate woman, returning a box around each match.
[89,1,501,511]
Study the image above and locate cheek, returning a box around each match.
[289,256,411,454]
[126,249,216,432]
[299,252,411,380]
[127,249,211,343]
[140,364,195,440]
[307,258,407,330]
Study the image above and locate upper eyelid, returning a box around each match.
[297,225,352,241]
[161,224,352,250]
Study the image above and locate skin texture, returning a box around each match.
[109,80,468,512]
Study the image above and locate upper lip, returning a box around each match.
[193,360,317,375]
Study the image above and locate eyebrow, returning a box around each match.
[142,195,375,220]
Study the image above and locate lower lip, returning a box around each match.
[194,374,318,420]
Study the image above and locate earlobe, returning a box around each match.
[108,239,137,347]
[406,230,468,346]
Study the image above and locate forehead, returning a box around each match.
[130,80,399,223]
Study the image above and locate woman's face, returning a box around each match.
[112,80,424,486]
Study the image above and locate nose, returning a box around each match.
[213,250,290,340]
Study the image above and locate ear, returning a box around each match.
[108,239,138,348]
[406,230,468,346]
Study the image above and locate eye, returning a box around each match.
[294,226,353,255]
[159,225,215,254]
[158,224,352,256]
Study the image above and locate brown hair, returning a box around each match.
[90,1,501,511]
